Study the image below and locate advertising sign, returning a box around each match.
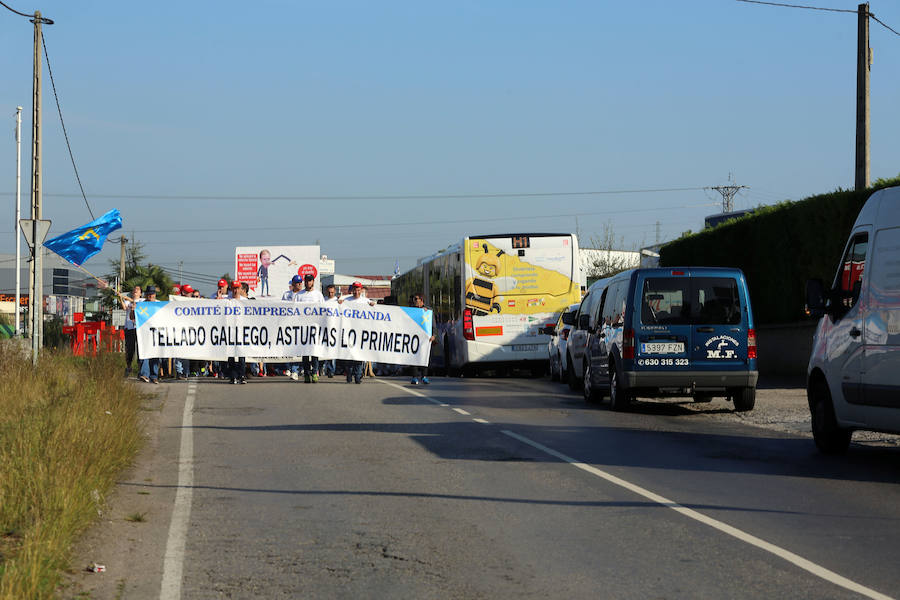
[234,245,320,298]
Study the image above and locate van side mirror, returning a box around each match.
[561,311,576,326]
[805,278,826,318]
[578,314,590,330]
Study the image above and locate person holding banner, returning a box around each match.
[320,284,339,378]
[293,273,325,383]
[121,285,142,377]
[138,286,161,384]
[282,275,304,379]
[409,293,437,385]
[227,281,248,384]
[340,281,376,384]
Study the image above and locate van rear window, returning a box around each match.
[641,277,741,325]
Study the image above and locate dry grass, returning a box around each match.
[0,342,146,600]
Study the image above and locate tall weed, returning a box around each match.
[0,343,145,599]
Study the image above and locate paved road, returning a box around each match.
[69,375,900,599]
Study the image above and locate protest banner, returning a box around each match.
[134,299,433,366]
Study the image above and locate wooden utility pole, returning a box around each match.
[855,2,871,191]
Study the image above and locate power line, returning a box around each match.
[123,202,720,235]
[0,1,52,22]
[41,35,95,220]
[736,0,899,36]
[735,0,854,13]
[0,186,708,202]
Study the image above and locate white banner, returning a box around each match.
[135,299,433,365]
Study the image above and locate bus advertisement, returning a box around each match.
[393,233,580,375]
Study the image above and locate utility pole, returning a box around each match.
[14,107,22,336]
[855,2,871,191]
[119,236,127,293]
[29,11,45,364]
[709,175,748,213]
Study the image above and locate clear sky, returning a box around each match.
[1,0,898,294]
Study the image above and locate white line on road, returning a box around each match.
[501,429,894,600]
[378,378,893,600]
[160,381,196,600]
[472,418,490,424]
[452,407,471,415]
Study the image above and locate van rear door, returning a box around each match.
[636,273,692,370]
[688,274,748,370]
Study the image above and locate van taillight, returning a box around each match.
[463,308,475,341]
[747,328,757,359]
[623,329,635,359]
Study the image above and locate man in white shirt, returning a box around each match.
[281,275,304,379]
[282,275,302,301]
[340,281,376,384]
[293,274,325,382]
[321,285,339,377]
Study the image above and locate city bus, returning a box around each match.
[392,233,582,376]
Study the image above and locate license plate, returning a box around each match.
[512,344,539,352]
[641,342,684,355]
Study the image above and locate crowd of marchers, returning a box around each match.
[119,274,395,385]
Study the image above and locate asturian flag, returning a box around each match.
[43,209,122,266]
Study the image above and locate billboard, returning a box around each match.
[234,245,320,298]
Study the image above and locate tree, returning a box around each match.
[584,221,641,281]
[100,239,175,308]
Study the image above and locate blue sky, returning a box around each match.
[1,0,898,294]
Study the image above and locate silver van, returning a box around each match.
[806,185,900,453]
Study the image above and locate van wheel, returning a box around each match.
[809,378,851,454]
[567,354,580,391]
[730,387,756,412]
[583,362,601,404]
[609,365,631,411]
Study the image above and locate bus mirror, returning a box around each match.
[805,278,826,319]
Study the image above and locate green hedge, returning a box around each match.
[659,176,900,324]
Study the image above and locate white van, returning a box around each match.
[806,185,900,453]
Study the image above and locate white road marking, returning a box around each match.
[453,408,471,415]
[501,429,894,600]
[378,378,892,599]
[160,382,196,600]
[472,418,490,424]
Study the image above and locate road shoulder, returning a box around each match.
[59,379,188,599]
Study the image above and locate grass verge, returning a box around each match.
[0,342,146,600]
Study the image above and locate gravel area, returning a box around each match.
[680,376,900,449]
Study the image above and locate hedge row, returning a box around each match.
[659,176,899,325]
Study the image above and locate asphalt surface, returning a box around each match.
[63,374,900,599]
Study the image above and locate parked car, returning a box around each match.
[805,185,900,453]
[580,267,758,411]
[566,277,611,391]
[545,303,580,381]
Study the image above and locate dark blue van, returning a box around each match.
[582,267,758,412]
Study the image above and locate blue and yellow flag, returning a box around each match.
[43,209,123,266]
